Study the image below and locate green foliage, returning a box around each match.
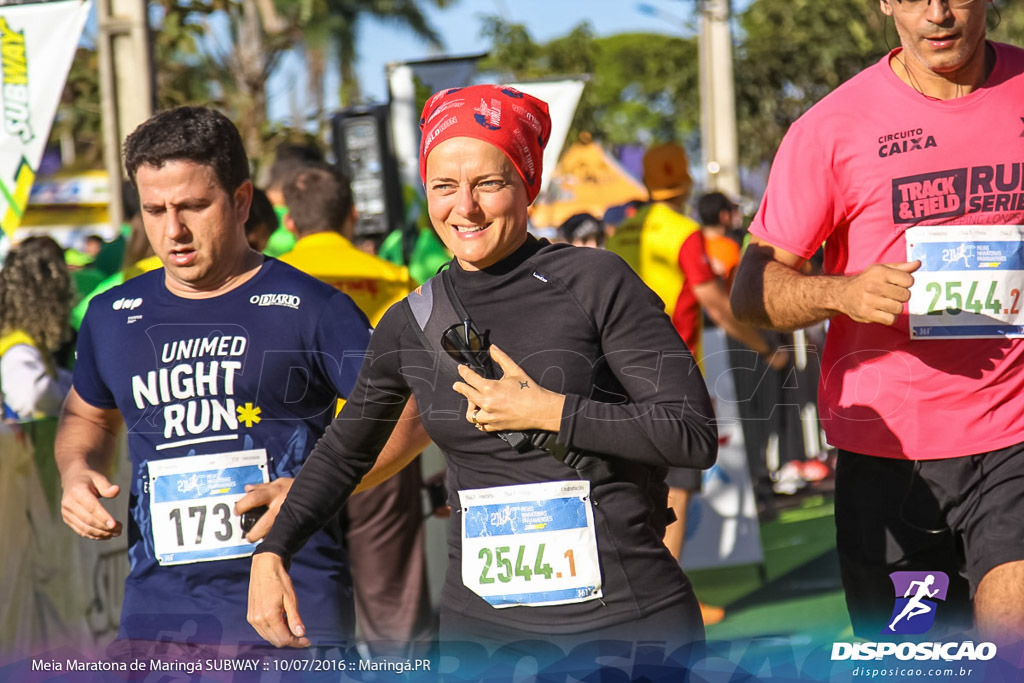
[478,18,698,146]
[50,47,102,170]
[149,0,226,109]
[735,0,1024,168]
[991,0,1024,45]
[284,0,449,106]
[478,16,541,77]
[46,0,1024,173]
[49,0,450,167]
[587,32,698,145]
[734,0,887,168]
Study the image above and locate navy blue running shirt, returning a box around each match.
[73,258,372,645]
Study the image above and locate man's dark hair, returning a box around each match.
[283,163,353,237]
[697,192,737,227]
[121,179,140,220]
[123,106,250,193]
[267,142,325,191]
[246,187,279,237]
[558,212,605,246]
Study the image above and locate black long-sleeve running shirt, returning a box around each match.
[259,236,718,633]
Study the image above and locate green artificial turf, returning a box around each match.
[688,494,854,644]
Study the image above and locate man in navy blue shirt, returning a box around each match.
[56,106,430,649]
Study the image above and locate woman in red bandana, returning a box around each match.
[250,85,717,668]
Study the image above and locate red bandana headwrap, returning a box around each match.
[419,84,552,202]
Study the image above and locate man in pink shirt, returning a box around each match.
[733,0,1024,643]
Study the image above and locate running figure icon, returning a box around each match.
[889,574,939,631]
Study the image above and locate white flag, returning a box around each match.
[0,0,91,239]
[507,79,586,197]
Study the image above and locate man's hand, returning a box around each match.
[839,261,921,325]
[56,388,124,540]
[248,553,310,648]
[234,478,294,542]
[453,344,565,433]
[60,466,122,540]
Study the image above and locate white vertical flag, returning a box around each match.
[508,79,586,197]
[0,0,91,239]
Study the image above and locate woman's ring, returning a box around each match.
[471,407,480,425]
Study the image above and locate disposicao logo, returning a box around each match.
[886,570,947,635]
[831,570,997,663]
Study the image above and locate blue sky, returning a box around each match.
[267,0,739,121]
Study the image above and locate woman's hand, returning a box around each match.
[248,553,311,648]
[453,344,565,433]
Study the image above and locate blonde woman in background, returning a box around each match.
[0,236,73,420]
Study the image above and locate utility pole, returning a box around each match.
[97,0,153,228]
[697,0,740,197]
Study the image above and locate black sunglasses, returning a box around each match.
[441,318,493,378]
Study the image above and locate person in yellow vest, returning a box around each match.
[279,162,432,658]
[606,143,787,625]
[0,236,73,420]
[280,164,412,324]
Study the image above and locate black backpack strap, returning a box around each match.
[405,274,534,453]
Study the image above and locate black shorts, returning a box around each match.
[834,443,1024,638]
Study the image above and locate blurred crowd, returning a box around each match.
[0,130,829,653]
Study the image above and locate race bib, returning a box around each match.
[459,480,602,608]
[148,449,268,566]
[907,224,1024,339]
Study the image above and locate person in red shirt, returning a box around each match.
[608,144,787,625]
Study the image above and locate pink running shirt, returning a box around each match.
[749,42,1024,459]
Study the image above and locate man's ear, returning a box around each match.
[234,180,254,224]
[284,212,298,237]
[880,0,894,17]
[342,205,359,240]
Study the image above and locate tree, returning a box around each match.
[990,0,1024,45]
[51,46,103,170]
[280,0,455,138]
[50,0,454,167]
[478,18,699,147]
[586,31,699,145]
[734,0,1024,169]
[734,1,887,169]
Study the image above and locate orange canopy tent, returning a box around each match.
[529,136,648,229]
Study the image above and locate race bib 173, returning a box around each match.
[148,449,268,566]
